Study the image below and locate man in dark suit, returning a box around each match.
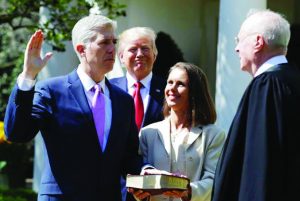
[4,15,141,201]
[212,9,300,201]
[110,27,166,130]
[110,27,165,201]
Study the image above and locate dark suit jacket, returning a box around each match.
[110,75,166,127]
[4,70,142,201]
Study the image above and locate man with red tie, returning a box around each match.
[110,27,166,130]
[4,15,141,201]
[110,27,166,201]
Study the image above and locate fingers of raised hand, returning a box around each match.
[28,30,44,51]
[42,52,53,65]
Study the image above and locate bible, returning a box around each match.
[126,174,189,195]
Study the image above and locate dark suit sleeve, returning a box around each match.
[4,83,50,142]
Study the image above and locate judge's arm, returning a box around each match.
[190,129,226,201]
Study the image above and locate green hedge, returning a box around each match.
[0,188,36,201]
[0,142,34,188]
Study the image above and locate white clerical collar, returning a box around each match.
[126,71,153,90]
[77,66,106,94]
[254,55,288,77]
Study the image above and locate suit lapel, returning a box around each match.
[103,79,119,152]
[115,77,128,92]
[157,120,203,153]
[144,98,158,126]
[144,76,165,126]
[67,71,94,125]
[157,118,172,157]
[150,76,164,96]
[186,125,203,149]
[68,71,103,154]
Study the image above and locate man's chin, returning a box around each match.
[102,63,114,73]
[105,59,115,64]
[241,66,254,76]
[240,65,248,72]
[134,63,147,69]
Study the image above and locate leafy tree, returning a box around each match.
[0,0,126,120]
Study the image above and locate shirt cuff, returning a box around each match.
[17,74,36,91]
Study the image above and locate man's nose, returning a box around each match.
[108,43,115,53]
[136,48,144,57]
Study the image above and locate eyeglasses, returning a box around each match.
[234,33,258,45]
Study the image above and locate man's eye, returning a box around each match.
[142,47,150,52]
[99,40,116,45]
[129,48,137,52]
[99,41,108,45]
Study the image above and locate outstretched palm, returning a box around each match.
[23,30,52,79]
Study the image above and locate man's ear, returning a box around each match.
[76,43,85,55]
[254,34,264,52]
[119,52,124,63]
[153,52,157,62]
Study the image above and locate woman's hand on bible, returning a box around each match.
[128,188,150,201]
[163,183,191,201]
[142,168,172,175]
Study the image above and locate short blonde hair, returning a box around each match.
[118,27,158,57]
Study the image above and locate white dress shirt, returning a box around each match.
[126,72,152,116]
[255,55,288,77]
[77,67,112,151]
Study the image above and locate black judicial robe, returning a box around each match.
[212,63,300,201]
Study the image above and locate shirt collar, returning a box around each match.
[77,66,106,94]
[126,71,153,90]
[254,55,288,77]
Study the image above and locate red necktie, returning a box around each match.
[133,82,144,130]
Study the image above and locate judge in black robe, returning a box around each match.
[212,10,300,201]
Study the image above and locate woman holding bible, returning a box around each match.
[130,62,226,201]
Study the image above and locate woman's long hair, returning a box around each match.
[163,62,216,126]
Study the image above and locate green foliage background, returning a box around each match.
[0,188,36,201]
[0,0,126,120]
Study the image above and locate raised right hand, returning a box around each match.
[21,30,53,79]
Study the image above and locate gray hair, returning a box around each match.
[245,9,290,52]
[72,14,117,59]
[118,27,158,57]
